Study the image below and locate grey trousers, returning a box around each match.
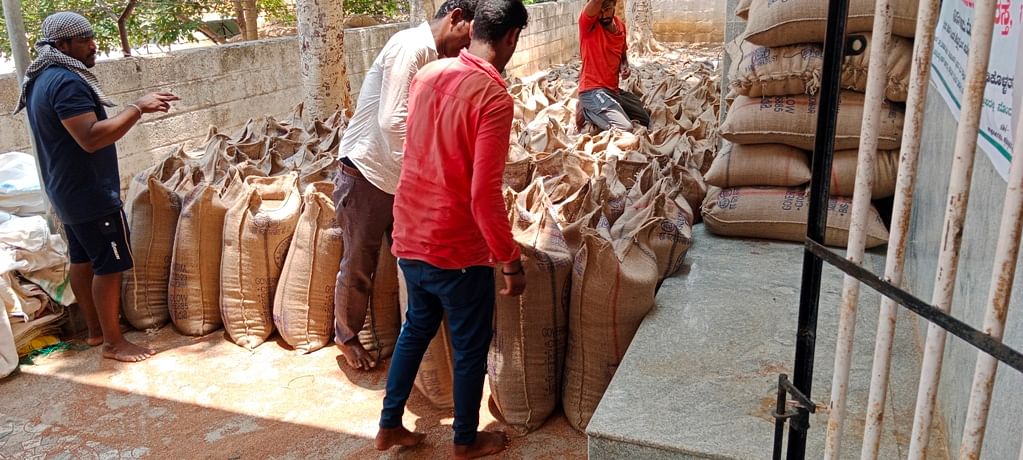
[579,88,651,131]
[332,160,394,345]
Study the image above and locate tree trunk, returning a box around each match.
[296,0,353,120]
[117,0,138,57]
[242,0,259,40]
[233,0,248,40]
[627,0,662,55]
[409,0,427,25]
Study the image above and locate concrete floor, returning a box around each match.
[0,328,585,459]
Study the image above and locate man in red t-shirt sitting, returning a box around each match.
[577,0,650,132]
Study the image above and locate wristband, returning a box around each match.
[502,265,525,276]
[128,104,143,116]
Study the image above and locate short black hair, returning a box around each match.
[435,0,479,21]
[470,0,529,44]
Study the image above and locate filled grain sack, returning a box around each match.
[704,143,811,188]
[398,265,456,409]
[563,228,660,432]
[728,35,913,102]
[830,149,900,199]
[489,184,572,435]
[609,178,694,282]
[273,182,342,353]
[720,92,904,151]
[122,154,187,330]
[359,236,402,362]
[221,173,302,349]
[744,0,919,47]
[168,170,247,336]
[701,186,889,248]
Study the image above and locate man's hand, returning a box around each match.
[499,260,526,297]
[620,65,632,80]
[133,92,180,114]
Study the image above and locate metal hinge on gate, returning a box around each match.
[772,374,824,460]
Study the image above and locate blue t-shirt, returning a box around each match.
[25,66,122,225]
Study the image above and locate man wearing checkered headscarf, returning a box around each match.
[14,12,112,114]
[19,12,180,363]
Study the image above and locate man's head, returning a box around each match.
[468,0,529,73]
[433,0,478,58]
[41,12,98,68]
[599,0,616,27]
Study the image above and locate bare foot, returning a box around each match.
[339,339,376,370]
[453,431,509,459]
[102,340,155,362]
[375,426,425,451]
[84,336,103,347]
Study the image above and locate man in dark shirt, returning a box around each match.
[16,12,179,362]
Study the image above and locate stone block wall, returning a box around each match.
[651,0,726,43]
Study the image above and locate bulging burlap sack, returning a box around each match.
[701,186,889,248]
[489,184,571,435]
[744,0,919,47]
[705,143,811,188]
[273,182,342,353]
[830,149,900,199]
[728,34,913,102]
[720,92,904,151]
[221,173,302,349]
[563,228,660,432]
[168,171,247,336]
[359,236,402,362]
[123,155,187,330]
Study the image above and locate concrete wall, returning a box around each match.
[650,0,726,43]
[904,83,1023,458]
[0,0,584,188]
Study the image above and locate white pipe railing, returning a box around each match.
[858,1,942,458]
[821,0,891,457]
[955,91,1023,459]
[907,0,999,457]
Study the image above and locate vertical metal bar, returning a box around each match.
[822,0,891,455]
[907,0,999,457]
[859,1,942,458]
[774,374,788,460]
[956,95,1023,460]
[789,0,850,456]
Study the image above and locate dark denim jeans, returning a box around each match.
[379,259,495,445]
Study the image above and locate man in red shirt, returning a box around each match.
[577,0,650,131]
[374,0,528,457]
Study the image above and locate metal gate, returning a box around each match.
[770,0,1023,458]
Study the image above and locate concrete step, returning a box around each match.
[586,225,949,459]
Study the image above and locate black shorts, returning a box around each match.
[64,209,134,275]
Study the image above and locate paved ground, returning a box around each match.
[0,327,585,459]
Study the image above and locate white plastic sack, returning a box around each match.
[0,216,74,310]
[0,300,17,379]
[0,152,46,216]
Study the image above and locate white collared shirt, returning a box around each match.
[339,22,438,194]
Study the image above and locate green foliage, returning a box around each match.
[0,0,297,59]
[344,0,408,17]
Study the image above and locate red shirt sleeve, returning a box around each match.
[579,10,597,34]
[470,92,521,265]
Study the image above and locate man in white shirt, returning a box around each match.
[334,0,478,370]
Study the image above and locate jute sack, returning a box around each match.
[830,150,900,199]
[273,182,342,353]
[398,263,456,409]
[704,143,811,188]
[168,170,247,336]
[609,178,694,283]
[720,92,904,151]
[563,228,660,432]
[122,154,187,330]
[359,236,402,362]
[489,182,571,435]
[221,173,302,349]
[728,35,913,102]
[736,0,751,19]
[701,186,889,248]
[744,0,919,47]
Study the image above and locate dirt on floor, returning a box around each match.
[0,327,586,459]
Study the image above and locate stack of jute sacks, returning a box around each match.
[406,55,721,435]
[703,0,920,248]
[121,105,403,358]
